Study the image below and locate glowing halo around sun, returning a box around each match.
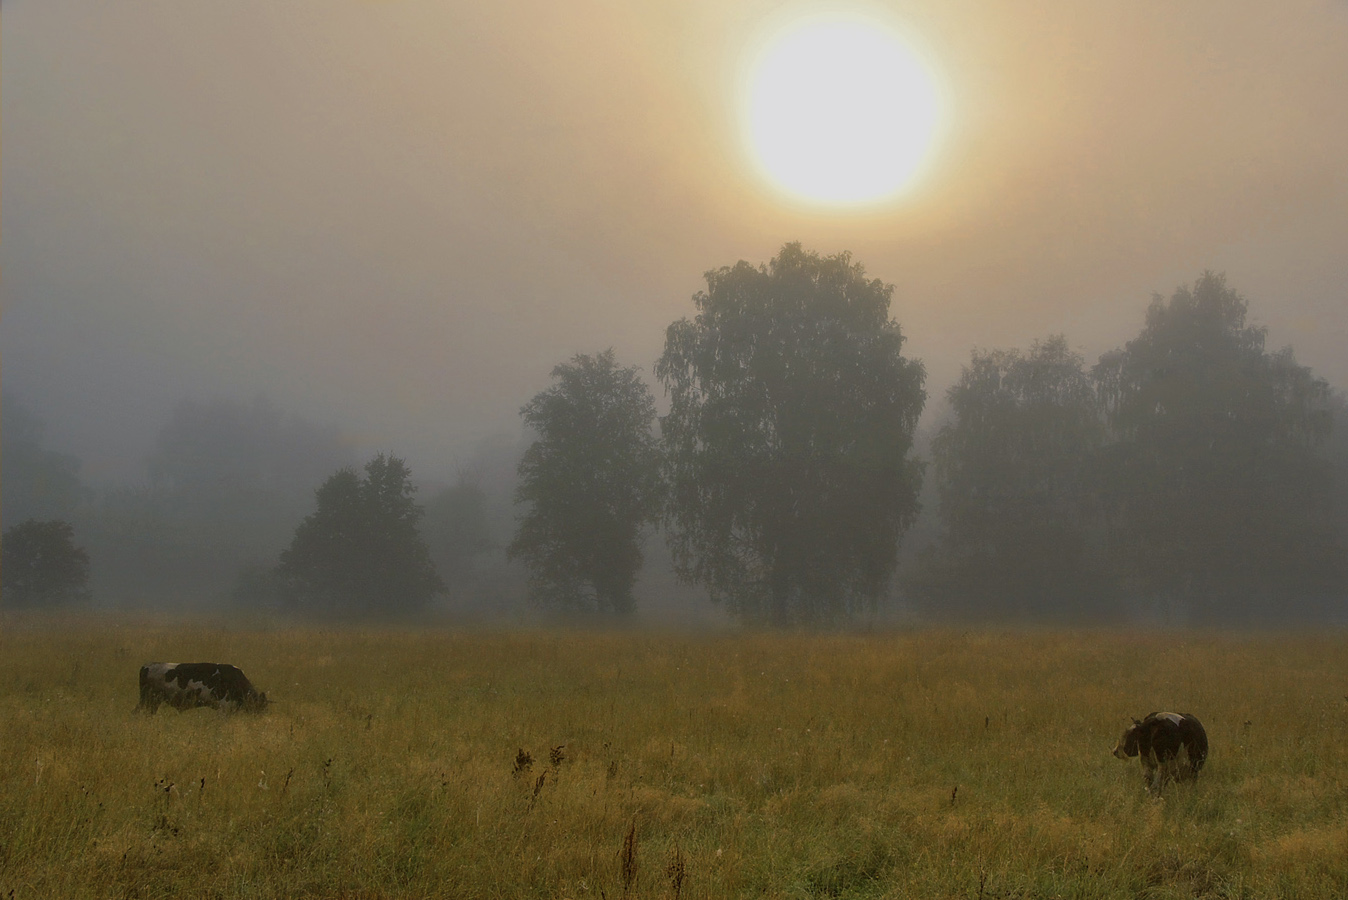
[740,11,944,207]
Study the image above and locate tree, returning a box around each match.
[2,519,91,608]
[656,243,927,625]
[508,350,661,615]
[915,336,1108,618]
[277,454,444,617]
[421,476,494,600]
[1,393,87,529]
[1094,273,1343,621]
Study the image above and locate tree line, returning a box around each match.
[1,395,497,617]
[913,274,1344,623]
[5,246,1346,624]
[506,249,1347,625]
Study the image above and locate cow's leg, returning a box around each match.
[1142,748,1162,794]
[1175,744,1193,780]
[1182,738,1205,779]
[138,688,161,715]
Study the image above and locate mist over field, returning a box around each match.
[4,1,1348,625]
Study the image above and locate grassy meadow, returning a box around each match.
[1,620,1346,899]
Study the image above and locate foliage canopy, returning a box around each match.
[918,273,1345,623]
[508,350,662,615]
[1093,273,1341,619]
[278,454,443,617]
[657,243,926,625]
[2,519,92,608]
[920,335,1107,617]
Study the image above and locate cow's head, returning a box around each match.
[243,690,270,712]
[1112,718,1141,759]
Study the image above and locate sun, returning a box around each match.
[741,12,944,207]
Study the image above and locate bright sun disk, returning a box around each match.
[743,14,942,206]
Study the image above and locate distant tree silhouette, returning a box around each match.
[657,243,926,625]
[278,454,444,617]
[1,393,87,529]
[1094,273,1342,621]
[2,519,91,609]
[509,350,661,615]
[915,335,1108,619]
[1322,393,1348,604]
[422,476,494,600]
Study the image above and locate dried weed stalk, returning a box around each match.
[665,844,686,900]
[620,818,638,899]
[529,771,547,810]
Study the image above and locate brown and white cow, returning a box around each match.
[138,663,269,714]
[1112,711,1208,792]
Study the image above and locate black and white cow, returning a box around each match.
[138,663,269,714]
[1112,711,1208,792]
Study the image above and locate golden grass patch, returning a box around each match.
[2,620,1347,898]
[1252,824,1348,875]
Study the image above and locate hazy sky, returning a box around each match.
[5,0,1347,485]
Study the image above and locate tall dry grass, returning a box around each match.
[1,618,1346,898]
